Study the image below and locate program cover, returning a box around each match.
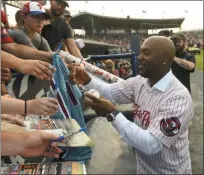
[24,117,94,147]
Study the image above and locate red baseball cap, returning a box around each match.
[23,1,51,19]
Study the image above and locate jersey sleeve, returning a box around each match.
[148,95,194,148]
[110,76,143,104]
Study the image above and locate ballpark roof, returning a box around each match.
[70,12,185,30]
[80,39,121,57]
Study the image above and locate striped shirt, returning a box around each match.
[85,70,194,174]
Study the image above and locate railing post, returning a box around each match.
[130,35,141,75]
[131,53,137,76]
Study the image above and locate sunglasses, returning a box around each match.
[171,38,183,43]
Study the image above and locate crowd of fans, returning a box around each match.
[75,29,202,79]
[1,0,83,159]
[151,30,203,49]
[75,34,133,77]
[91,58,132,79]
[76,29,203,53]
[184,31,203,48]
[0,0,203,161]
[75,34,131,53]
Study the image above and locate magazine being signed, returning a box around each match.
[24,116,94,147]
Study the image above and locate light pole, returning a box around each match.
[184,10,188,17]
[162,11,166,19]
[182,10,188,31]
[121,9,124,18]
[141,10,146,37]
[84,0,89,12]
[141,10,146,19]
[102,6,105,16]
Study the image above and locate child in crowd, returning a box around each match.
[10,1,51,51]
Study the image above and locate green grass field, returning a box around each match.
[195,49,203,70]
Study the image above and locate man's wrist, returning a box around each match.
[9,132,25,155]
[1,93,9,96]
[13,58,24,72]
[84,76,91,85]
[47,52,54,62]
[18,133,28,156]
[40,51,53,63]
[107,107,117,114]
[26,100,32,114]
[106,110,120,122]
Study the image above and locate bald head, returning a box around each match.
[143,36,176,64]
[138,36,176,79]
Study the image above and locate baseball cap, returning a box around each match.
[23,1,51,19]
[170,33,186,40]
[63,10,72,17]
[57,0,69,7]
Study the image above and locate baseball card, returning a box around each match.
[1,162,87,175]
